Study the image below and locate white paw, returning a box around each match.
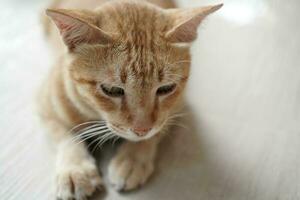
[108,155,154,191]
[56,160,103,200]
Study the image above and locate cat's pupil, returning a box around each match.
[101,84,124,97]
[156,84,176,96]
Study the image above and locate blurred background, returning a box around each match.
[1,0,300,199]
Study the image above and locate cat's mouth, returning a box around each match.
[107,123,141,141]
[71,119,166,144]
[107,122,160,142]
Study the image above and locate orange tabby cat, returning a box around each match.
[39,0,222,199]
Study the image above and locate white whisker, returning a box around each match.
[68,121,105,134]
[74,132,99,145]
[112,135,120,147]
[87,130,111,149]
[76,128,111,145]
[64,120,123,153]
[165,111,190,131]
[76,123,106,134]
[92,133,115,153]
[71,126,107,143]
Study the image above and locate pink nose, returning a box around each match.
[131,127,152,137]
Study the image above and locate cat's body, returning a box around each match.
[39,0,221,199]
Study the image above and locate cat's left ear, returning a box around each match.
[165,4,223,43]
[46,9,115,50]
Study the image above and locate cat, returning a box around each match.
[39,0,222,199]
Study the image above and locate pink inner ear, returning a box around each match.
[47,11,88,49]
[47,9,115,49]
[56,21,72,32]
[50,13,77,34]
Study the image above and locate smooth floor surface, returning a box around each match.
[1,0,300,199]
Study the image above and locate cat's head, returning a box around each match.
[46,1,222,141]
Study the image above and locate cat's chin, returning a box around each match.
[115,131,158,142]
[106,122,160,142]
[110,128,159,142]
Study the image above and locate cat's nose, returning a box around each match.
[131,127,152,137]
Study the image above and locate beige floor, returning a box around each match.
[1,0,300,199]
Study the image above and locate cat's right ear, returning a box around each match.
[46,9,114,50]
[165,4,223,44]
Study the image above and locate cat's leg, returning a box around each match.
[108,135,161,191]
[45,120,103,200]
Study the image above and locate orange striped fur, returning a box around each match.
[38,0,222,198]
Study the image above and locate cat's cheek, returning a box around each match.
[75,83,118,114]
[93,92,117,112]
[73,84,102,110]
[160,89,181,110]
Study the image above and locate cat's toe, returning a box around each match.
[56,172,75,199]
[108,156,154,191]
[56,163,103,200]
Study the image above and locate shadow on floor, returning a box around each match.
[90,105,253,200]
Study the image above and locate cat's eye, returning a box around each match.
[100,84,124,97]
[156,84,176,96]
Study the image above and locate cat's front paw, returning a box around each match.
[108,153,154,191]
[56,161,103,200]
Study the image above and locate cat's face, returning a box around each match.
[70,40,190,141]
[47,1,222,141]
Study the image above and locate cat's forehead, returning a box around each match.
[93,1,190,85]
[97,1,168,39]
[106,42,188,88]
[112,43,165,87]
